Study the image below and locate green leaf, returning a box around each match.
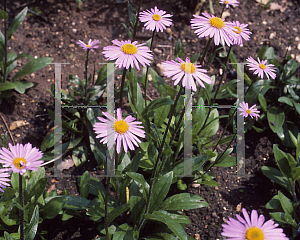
[4,232,15,240]
[267,107,285,133]
[273,144,295,182]
[264,47,276,60]
[148,172,173,214]
[150,68,167,98]
[0,10,8,20]
[79,171,90,199]
[278,96,294,107]
[278,191,293,215]
[258,93,267,112]
[27,177,47,203]
[11,57,53,82]
[126,172,149,201]
[157,193,208,211]
[121,23,133,40]
[142,97,174,117]
[44,196,67,219]
[245,80,275,107]
[144,211,188,240]
[190,53,200,63]
[62,195,90,210]
[7,7,28,41]
[25,205,39,240]
[127,1,136,28]
[13,81,34,94]
[0,82,16,91]
[107,203,130,225]
[177,179,187,190]
[113,223,134,240]
[261,166,290,192]
[5,52,17,78]
[172,156,208,183]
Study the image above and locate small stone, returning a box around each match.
[297,43,300,50]
[69,44,75,48]
[153,48,162,54]
[269,32,276,39]
[34,56,38,59]
[295,37,300,42]
[72,29,77,33]
[214,186,219,190]
[46,53,49,57]
[293,27,298,32]
[166,28,172,34]
[219,68,223,75]
[72,22,76,26]
[287,46,292,51]
[262,20,267,25]
[31,73,35,78]
[212,212,218,218]
[296,55,300,62]
[15,134,21,137]
[47,79,51,82]
[194,233,200,240]
[192,183,200,188]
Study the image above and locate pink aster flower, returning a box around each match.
[0,168,11,192]
[76,39,100,52]
[227,21,252,45]
[93,108,145,154]
[238,102,260,121]
[0,143,44,175]
[102,40,153,70]
[161,57,212,92]
[246,56,276,80]
[139,6,172,32]
[190,13,238,46]
[219,0,239,8]
[221,208,289,239]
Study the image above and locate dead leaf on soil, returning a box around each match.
[47,184,56,194]
[267,2,287,12]
[59,157,75,170]
[9,120,29,131]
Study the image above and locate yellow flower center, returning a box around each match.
[234,26,242,34]
[246,109,251,114]
[13,157,27,169]
[225,0,229,3]
[259,64,266,70]
[209,17,225,29]
[114,120,129,134]
[86,45,91,48]
[152,14,161,21]
[181,62,196,74]
[245,227,264,240]
[121,43,138,55]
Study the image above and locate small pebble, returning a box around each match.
[297,43,300,50]
[153,48,162,54]
[295,37,300,42]
[269,32,276,39]
[72,29,77,33]
[262,20,267,25]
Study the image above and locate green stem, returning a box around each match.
[198,38,212,66]
[19,174,24,240]
[3,0,7,83]
[105,175,110,240]
[143,30,155,133]
[197,45,233,136]
[132,0,143,41]
[212,107,237,152]
[219,5,225,18]
[84,49,90,100]
[138,84,184,232]
[119,68,127,109]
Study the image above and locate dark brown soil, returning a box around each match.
[0,0,299,239]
